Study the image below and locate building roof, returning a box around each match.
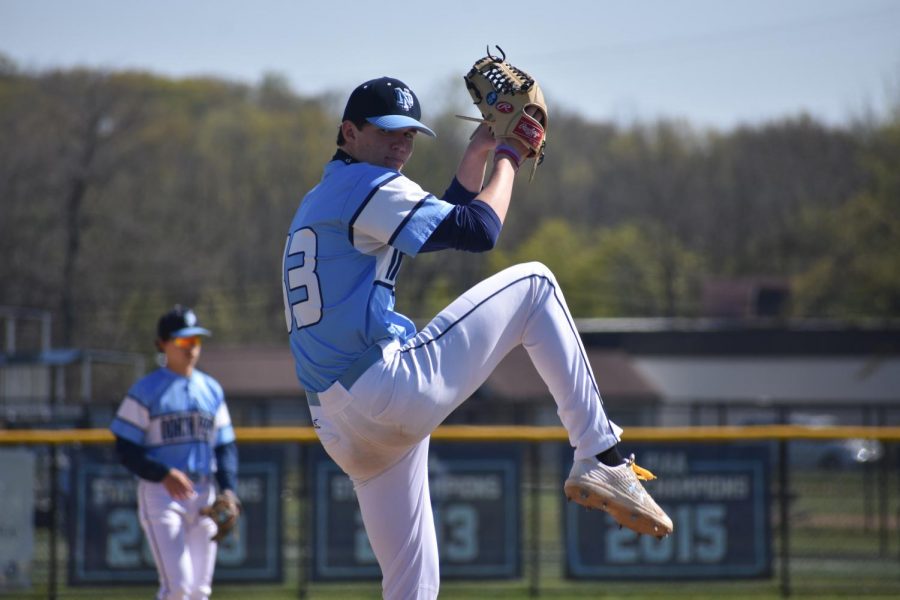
[575,318,900,356]
[194,318,900,405]
[198,346,301,397]
[196,344,661,402]
[482,346,660,403]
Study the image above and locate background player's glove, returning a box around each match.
[459,45,548,179]
[200,489,241,542]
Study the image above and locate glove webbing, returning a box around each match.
[467,62,534,102]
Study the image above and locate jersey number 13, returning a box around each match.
[282,228,323,331]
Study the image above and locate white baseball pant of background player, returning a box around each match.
[309,261,622,599]
[137,479,218,600]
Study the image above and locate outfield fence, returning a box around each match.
[1,425,899,599]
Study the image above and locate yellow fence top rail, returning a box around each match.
[2,424,900,445]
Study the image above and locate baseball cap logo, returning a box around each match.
[394,87,415,112]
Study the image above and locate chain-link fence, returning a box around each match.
[1,424,898,599]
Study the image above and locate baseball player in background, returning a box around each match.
[282,75,672,600]
[110,305,239,600]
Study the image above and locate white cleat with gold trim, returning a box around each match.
[564,454,673,539]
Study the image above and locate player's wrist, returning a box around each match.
[494,144,521,171]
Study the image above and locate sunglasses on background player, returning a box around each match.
[172,336,203,348]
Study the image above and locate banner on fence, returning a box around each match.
[0,449,35,591]
[309,443,521,581]
[563,442,772,579]
[67,444,283,585]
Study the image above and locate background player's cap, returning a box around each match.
[342,76,436,137]
[157,305,212,340]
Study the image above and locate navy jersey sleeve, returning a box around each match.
[114,436,170,482]
[420,199,502,253]
[441,176,479,206]
[214,442,239,492]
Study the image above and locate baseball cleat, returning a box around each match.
[564,454,673,537]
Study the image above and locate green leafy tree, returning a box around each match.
[793,116,900,317]
[488,220,704,317]
[2,59,895,360]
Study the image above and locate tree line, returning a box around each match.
[1,58,898,353]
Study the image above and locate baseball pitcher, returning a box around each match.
[282,49,671,600]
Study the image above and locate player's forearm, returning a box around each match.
[454,144,490,193]
[454,122,495,193]
[474,156,518,224]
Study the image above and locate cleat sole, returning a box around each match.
[563,481,673,537]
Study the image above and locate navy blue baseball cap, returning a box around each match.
[157,305,211,340]
[342,77,436,137]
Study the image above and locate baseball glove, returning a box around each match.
[459,45,548,179]
[200,490,241,543]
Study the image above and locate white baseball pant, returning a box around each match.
[309,261,622,599]
[137,479,218,600]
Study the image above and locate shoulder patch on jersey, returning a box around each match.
[351,175,432,252]
[348,171,403,247]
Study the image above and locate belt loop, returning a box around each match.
[306,390,320,407]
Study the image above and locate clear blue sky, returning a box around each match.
[2,0,899,130]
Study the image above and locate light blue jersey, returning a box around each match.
[282,158,453,392]
[110,368,235,475]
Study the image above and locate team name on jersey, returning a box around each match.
[159,413,215,443]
